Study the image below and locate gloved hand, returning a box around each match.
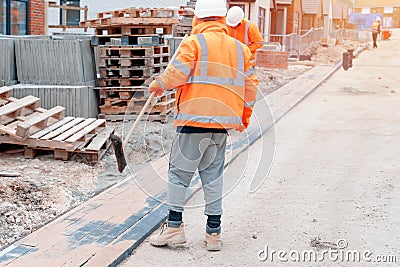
[236,124,246,133]
[149,79,164,97]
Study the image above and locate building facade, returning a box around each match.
[0,0,44,35]
[270,0,303,35]
[353,0,400,28]
[302,0,324,33]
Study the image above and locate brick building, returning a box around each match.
[302,0,324,33]
[353,0,400,28]
[270,0,303,35]
[0,0,45,35]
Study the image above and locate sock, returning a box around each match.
[168,210,182,228]
[207,215,221,228]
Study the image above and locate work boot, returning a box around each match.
[205,232,222,251]
[149,222,186,246]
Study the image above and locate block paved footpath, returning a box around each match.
[0,59,345,266]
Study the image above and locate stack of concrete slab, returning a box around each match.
[11,85,98,118]
[0,38,17,86]
[15,38,96,86]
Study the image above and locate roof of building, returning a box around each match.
[354,0,400,8]
[302,0,322,14]
[276,0,292,4]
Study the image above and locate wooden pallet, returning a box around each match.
[99,88,149,100]
[99,45,169,58]
[97,77,148,87]
[99,55,170,68]
[0,87,114,162]
[99,108,173,122]
[97,7,177,19]
[99,65,166,79]
[99,92,175,116]
[92,35,165,46]
[95,25,173,36]
[80,17,179,28]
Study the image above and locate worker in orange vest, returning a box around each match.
[226,6,264,65]
[371,19,381,48]
[148,0,258,251]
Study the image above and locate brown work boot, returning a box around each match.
[149,222,186,246]
[205,232,222,251]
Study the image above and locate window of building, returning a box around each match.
[258,7,266,35]
[0,0,28,35]
[361,7,370,14]
[384,6,393,14]
[60,0,80,26]
[11,0,27,35]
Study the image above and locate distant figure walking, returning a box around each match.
[372,19,381,48]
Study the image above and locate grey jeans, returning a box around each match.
[168,132,227,215]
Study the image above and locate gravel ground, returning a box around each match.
[0,39,365,251]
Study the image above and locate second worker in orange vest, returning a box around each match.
[226,6,264,63]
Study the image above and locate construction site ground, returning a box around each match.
[0,36,371,262]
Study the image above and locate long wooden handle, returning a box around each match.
[123,35,188,146]
[123,91,155,147]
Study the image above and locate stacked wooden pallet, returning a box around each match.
[0,87,113,162]
[173,0,197,37]
[80,7,178,122]
[97,45,174,121]
[81,7,179,46]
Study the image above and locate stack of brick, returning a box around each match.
[256,50,290,69]
[81,8,179,121]
[173,0,197,37]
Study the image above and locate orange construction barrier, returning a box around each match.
[381,29,392,40]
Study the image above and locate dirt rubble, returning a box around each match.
[0,39,366,251]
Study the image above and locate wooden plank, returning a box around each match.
[84,126,114,151]
[0,87,12,99]
[16,106,65,140]
[0,95,40,119]
[65,119,106,143]
[40,118,86,140]
[52,118,96,142]
[30,117,75,139]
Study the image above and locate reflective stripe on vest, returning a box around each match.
[187,33,245,87]
[245,100,257,108]
[171,58,191,76]
[175,112,242,125]
[245,21,251,45]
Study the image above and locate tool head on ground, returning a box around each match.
[226,6,244,27]
[194,0,227,19]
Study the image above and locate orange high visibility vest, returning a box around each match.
[156,20,258,129]
[227,18,264,55]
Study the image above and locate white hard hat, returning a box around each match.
[226,6,244,27]
[194,0,227,19]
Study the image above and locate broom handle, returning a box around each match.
[123,35,188,147]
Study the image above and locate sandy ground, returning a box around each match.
[0,37,367,251]
[121,31,400,266]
